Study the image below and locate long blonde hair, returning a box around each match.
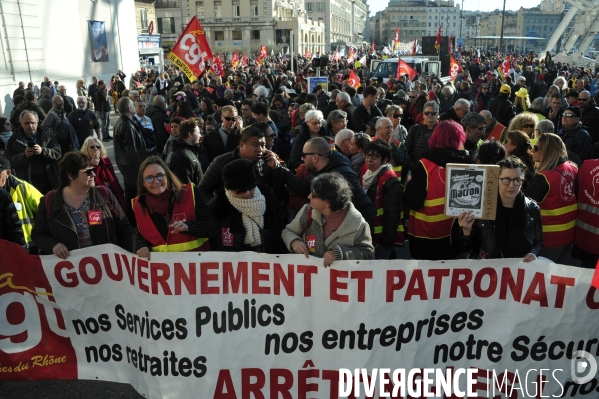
[535,133,568,173]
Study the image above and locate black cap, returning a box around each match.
[566,90,579,98]
[564,106,581,118]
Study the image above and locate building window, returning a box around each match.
[251,30,260,39]
[158,17,175,33]
[214,1,222,18]
[140,8,148,29]
[233,0,240,16]
[316,2,324,11]
[214,31,224,40]
[196,1,204,17]
[251,0,258,16]
[232,30,242,40]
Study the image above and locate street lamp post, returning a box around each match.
[499,0,507,53]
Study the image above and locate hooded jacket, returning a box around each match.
[168,140,204,186]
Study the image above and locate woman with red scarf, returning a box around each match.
[80,137,125,209]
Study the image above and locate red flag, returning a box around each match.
[241,52,247,67]
[371,41,375,53]
[348,47,355,63]
[501,55,511,77]
[448,34,453,54]
[434,26,441,52]
[348,70,360,88]
[333,47,340,62]
[592,259,599,289]
[231,49,239,68]
[257,45,268,65]
[396,59,418,81]
[210,55,224,77]
[304,50,312,58]
[167,16,213,82]
[411,38,417,56]
[449,54,459,81]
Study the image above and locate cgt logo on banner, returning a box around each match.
[1,240,599,398]
[167,16,214,82]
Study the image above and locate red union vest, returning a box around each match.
[407,158,452,239]
[371,168,405,247]
[574,159,599,254]
[132,184,209,252]
[485,121,507,143]
[538,162,578,248]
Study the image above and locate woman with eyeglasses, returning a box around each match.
[208,158,285,252]
[451,156,542,262]
[405,120,475,260]
[80,137,125,209]
[32,152,132,259]
[384,105,408,145]
[524,133,578,264]
[134,156,219,260]
[288,109,327,171]
[326,109,348,137]
[504,131,535,187]
[283,172,374,267]
[361,140,404,259]
[405,101,439,168]
[508,113,539,142]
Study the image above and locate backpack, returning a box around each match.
[45,185,118,219]
[536,82,548,100]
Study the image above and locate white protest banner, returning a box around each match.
[1,240,599,398]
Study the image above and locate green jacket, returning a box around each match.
[3,174,42,246]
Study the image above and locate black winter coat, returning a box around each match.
[113,114,148,185]
[288,121,328,171]
[145,105,170,155]
[487,95,516,127]
[559,122,593,165]
[365,165,403,250]
[208,184,285,253]
[168,140,204,186]
[405,123,436,169]
[282,150,377,225]
[32,186,132,254]
[0,188,25,245]
[203,125,241,163]
[581,105,599,144]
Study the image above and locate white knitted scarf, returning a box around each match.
[225,187,266,247]
[362,163,391,191]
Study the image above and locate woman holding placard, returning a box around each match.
[450,156,542,261]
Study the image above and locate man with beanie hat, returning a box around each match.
[0,156,43,251]
[558,106,593,165]
[487,84,516,127]
[208,158,285,252]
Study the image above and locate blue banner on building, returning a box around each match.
[88,20,109,62]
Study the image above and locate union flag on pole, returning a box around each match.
[411,38,418,56]
[348,70,360,88]
[394,27,399,51]
[434,26,441,53]
[210,54,224,77]
[333,47,340,62]
[396,59,418,81]
[500,55,511,77]
[257,45,268,65]
[231,49,239,68]
[241,52,248,67]
[371,41,375,54]
[166,16,214,81]
[448,34,453,54]
[449,54,459,81]
[347,47,355,63]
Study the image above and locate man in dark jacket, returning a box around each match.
[10,91,46,131]
[559,106,593,165]
[487,84,516,127]
[68,97,100,145]
[336,92,358,131]
[199,126,285,206]
[146,95,170,155]
[168,118,203,186]
[203,105,242,162]
[314,84,329,111]
[323,90,340,120]
[4,110,61,194]
[577,91,599,144]
[279,137,376,225]
[0,188,25,246]
[88,76,99,106]
[113,97,148,225]
[95,80,112,142]
[352,86,383,133]
[440,98,471,124]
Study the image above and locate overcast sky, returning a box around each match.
[368,0,543,15]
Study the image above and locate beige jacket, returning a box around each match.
[282,203,374,261]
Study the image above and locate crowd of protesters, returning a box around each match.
[1,47,599,269]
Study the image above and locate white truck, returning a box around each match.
[371,56,451,84]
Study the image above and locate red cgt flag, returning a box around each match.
[210,55,224,77]
[348,70,360,88]
[434,26,441,52]
[167,16,213,82]
[449,54,459,81]
[241,52,248,67]
[231,49,239,67]
[396,59,418,82]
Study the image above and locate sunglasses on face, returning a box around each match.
[562,113,577,118]
[578,98,589,101]
[89,145,101,150]
[144,173,166,184]
[423,111,437,116]
[223,116,236,121]
[81,168,95,176]
[523,124,535,129]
